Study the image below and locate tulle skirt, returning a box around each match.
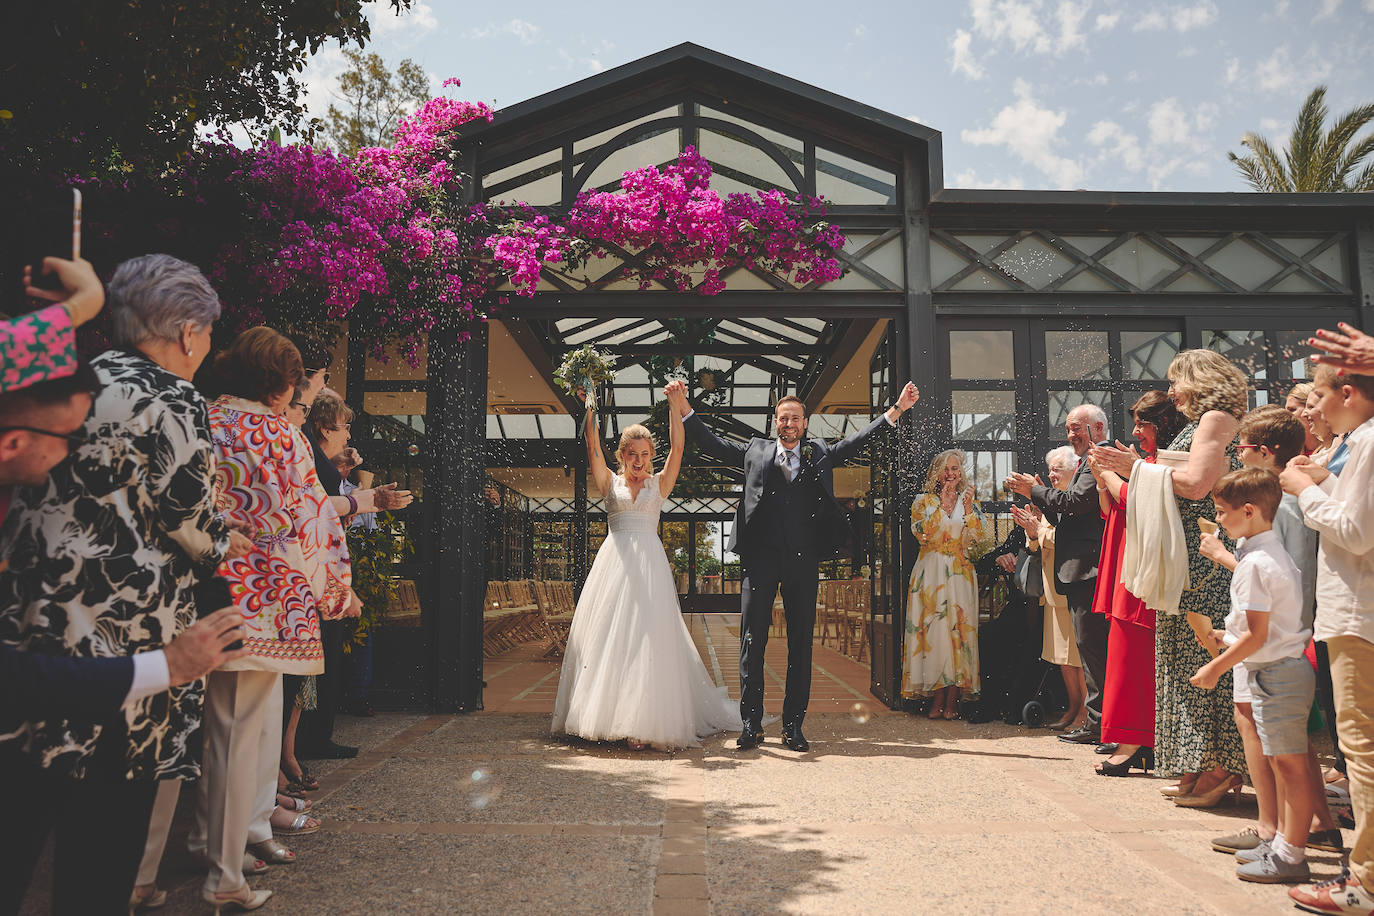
[552,529,741,748]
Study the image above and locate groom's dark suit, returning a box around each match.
[684,412,894,730]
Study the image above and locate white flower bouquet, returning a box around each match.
[554,344,618,411]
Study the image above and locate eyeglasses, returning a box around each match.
[308,368,331,384]
[0,425,87,446]
[1235,443,1263,451]
[290,401,310,415]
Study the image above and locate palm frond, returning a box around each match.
[1287,86,1329,191]
[1232,133,1292,192]
[1334,133,1374,189]
[1350,159,1374,193]
[1316,103,1374,190]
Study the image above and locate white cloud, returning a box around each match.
[466,18,540,44]
[1364,0,1374,11]
[965,0,1094,56]
[1132,2,1217,31]
[1314,0,1342,18]
[853,23,870,38]
[1095,11,1122,30]
[1148,98,1191,145]
[1252,45,1333,93]
[298,46,349,122]
[1225,58,1241,83]
[1275,0,1291,13]
[1087,120,1145,172]
[369,0,437,35]
[950,29,985,78]
[1260,117,1284,131]
[953,168,1027,189]
[962,79,1084,187]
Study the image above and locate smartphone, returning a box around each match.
[25,188,82,293]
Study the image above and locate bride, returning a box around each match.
[551,391,741,750]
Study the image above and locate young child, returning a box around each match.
[1192,467,1313,883]
[1282,367,1374,913]
[1201,408,1341,862]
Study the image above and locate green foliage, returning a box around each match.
[1229,85,1374,192]
[344,512,415,648]
[322,49,431,156]
[3,1,411,179]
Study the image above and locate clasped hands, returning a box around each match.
[1278,454,1329,496]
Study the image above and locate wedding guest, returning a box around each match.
[1282,366,1374,911]
[0,254,243,914]
[1092,349,1249,805]
[191,327,349,912]
[1087,391,1187,776]
[2,256,104,392]
[902,449,991,719]
[1285,382,1318,452]
[1012,447,1086,734]
[1005,404,1109,746]
[1303,388,1343,467]
[1309,322,1374,376]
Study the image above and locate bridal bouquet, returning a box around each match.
[554,344,618,411]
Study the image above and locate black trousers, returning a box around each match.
[298,618,343,752]
[1066,582,1109,728]
[0,740,157,916]
[739,548,819,730]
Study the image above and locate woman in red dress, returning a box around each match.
[1087,390,1186,776]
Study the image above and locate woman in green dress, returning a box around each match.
[1092,349,1249,804]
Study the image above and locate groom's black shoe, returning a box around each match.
[736,725,764,750]
[780,724,810,752]
[1057,724,1101,745]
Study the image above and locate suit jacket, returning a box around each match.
[684,412,892,558]
[1028,446,1106,593]
[1,644,132,732]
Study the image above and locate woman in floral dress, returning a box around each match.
[1093,349,1249,803]
[902,449,991,718]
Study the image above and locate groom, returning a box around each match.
[665,379,920,751]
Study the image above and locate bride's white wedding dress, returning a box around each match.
[552,472,742,748]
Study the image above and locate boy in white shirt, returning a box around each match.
[1193,467,1313,883]
[1281,366,1374,914]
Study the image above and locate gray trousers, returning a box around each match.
[1066,582,1109,728]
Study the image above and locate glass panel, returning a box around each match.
[496,414,540,437]
[1204,238,1284,290]
[581,128,681,192]
[967,450,1016,502]
[929,238,969,287]
[952,390,1015,440]
[574,107,680,154]
[482,148,561,190]
[698,106,805,156]
[698,128,794,191]
[1046,390,1112,434]
[1273,331,1314,380]
[993,237,1074,289]
[1058,270,1118,292]
[1045,331,1110,381]
[951,234,1007,256]
[1120,330,1180,380]
[949,330,1015,379]
[950,268,1015,291]
[1308,242,1349,285]
[362,391,427,415]
[1057,234,1113,257]
[814,147,897,205]
[487,172,560,206]
[1204,329,1267,379]
[1165,235,1225,257]
[1097,238,1180,290]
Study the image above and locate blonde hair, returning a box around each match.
[1288,381,1314,404]
[923,449,968,495]
[615,424,656,471]
[1167,349,1248,421]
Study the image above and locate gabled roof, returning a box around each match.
[456,42,944,197]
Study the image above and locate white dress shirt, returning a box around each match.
[1299,416,1374,644]
[126,651,171,707]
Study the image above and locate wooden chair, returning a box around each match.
[533,580,577,658]
[816,581,842,648]
[483,581,518,656]
[836,582,871,662]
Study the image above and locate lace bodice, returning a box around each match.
[606,473,663,534]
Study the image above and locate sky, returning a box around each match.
[300,0,1374,193]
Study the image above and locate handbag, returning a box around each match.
[1013,548,1043,599]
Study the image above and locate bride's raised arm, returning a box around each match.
[583,402,613,497]
[659,391,686,498]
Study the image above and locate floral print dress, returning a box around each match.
[1155,420,1248,778]
[0,304,77,393]
[209,397,350,675]
[0,350,230,779]
[902,492,991,698]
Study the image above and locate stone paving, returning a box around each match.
[21,614,1341,914]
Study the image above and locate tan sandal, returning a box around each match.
[248,838,297,864]
[129,884,166,911]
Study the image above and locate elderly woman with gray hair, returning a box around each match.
[0,254,249,912]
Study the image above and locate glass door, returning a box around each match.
[868,325,902,705]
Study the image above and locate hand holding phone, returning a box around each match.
[23,257,104,327]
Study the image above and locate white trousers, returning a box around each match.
[190,669,282,894]
[135,780,182,886]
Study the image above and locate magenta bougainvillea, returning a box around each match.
[75,82,845,364]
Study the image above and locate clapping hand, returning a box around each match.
[961,486,974,514]
[1310,323,1374,375]
[1010,503,1041,535]
[995,553,1017,574]
[1089,441,1141,478]
[1002,472,1041,498]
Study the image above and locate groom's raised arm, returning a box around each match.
[666,380,747,469]
[827,381,920,464]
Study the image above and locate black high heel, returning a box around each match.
[1096,747,1154,777]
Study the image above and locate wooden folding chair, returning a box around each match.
[533,581,576,658]
[816,581,842,648]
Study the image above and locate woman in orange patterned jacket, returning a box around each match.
[189,327,351,913]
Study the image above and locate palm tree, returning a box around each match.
[1229,86,1374,192]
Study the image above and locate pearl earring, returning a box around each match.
[187,348,194,358]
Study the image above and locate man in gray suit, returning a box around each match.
[1005,404,1109,744]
